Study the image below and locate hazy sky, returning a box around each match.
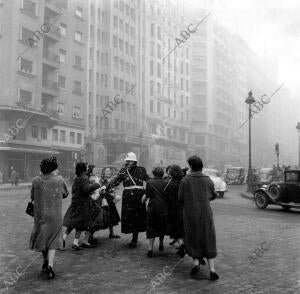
[184,0,300,98]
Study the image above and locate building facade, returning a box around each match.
[0,0,87,182]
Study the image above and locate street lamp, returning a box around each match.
[245,91,256,193]
[296,122,300,167]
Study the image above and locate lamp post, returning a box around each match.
[275,142,279,168]
[296,122,300,167]
[245,91,256,193]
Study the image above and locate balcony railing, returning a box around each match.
[42,79,59,91]
[43,50,60,64]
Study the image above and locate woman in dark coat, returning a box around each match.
[100,167,121,238]
[143,167,168,257]
[178,155,219,280]
[63,162,100,250]
[29,156,68,279]
[109,152,149,248]
[164,165,184,246]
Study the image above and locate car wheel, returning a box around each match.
[255,192,269,209]
[281,205,291,211]
[268,185,280,201]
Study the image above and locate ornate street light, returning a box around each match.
[245,91,256,193]
[296,122,300,167]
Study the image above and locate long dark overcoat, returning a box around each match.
[178,171,217,259]
[145,177,168,238]
[164,179,184,239]
[110,166,149,234]
[63,174,100,231]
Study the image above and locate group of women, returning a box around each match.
[29,153,219,282]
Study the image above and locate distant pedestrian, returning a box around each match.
[164,165,184,247]
[0,170,3,186]
[10,167,18,186]
[63,162,100,250]
[178,155,219,280]
[143,167,168,257]
[109,152,149,248]
[29,156,69,280]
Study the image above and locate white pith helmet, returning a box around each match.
[124,152,137,162]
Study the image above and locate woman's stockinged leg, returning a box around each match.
[47,249,56,268]
[208,258,219,280]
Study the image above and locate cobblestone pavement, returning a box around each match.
[0,185,299,294]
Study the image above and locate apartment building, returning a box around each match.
[86,0,147,166]
[0,0,87,182]
[188,11,248,169]
[143,0,190,168]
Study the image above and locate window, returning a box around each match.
[19,89,32,105]
[115,119,120,131]
[157,44,161,59]
[57,102,64,114]
[157,63,161,78]
[58,75,66,88]
[130,27,135,38]
[119,19,123,31]
[22,0,36,17]
[119,0,124,12]
[75,6,83,18]
[285,172,298,182]
[151,24,155,37]
[21,27,35,46]
[41,127,47,140]
[186,80,189,92]
[52,129,58,141]
[120,59,124,71]
[75,31,83,42]
[59,130,66,142]
[73,106,81,118]
[20,58,33,74]
[70,132,75,144]
[113,35,118,48]
[125,23,129,35]
[150,61,154,75]
[119,79,124,91]
[73,81,82,94]
[157,26,161,40]
[157,101,161,113]
[150,100,154,113]
[125,62,130,74]
[77,133,82,144]
[125,42,129,55]
[114,15,118,28]
[114,77,118,90]
[96,94,100,107]
[157,82,161,95]
[104,118,109,129]
[32,126,38,138]
[59,23,67,36]
[131,64,135,76]
[114,56,119,69]
[119,38,123,51]
[130,45,134,57]
[150,81,154,96]
[59,48,66,63]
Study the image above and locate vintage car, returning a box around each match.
[224,167,245,185]
[254,169,300,210]
[203,168,228,198]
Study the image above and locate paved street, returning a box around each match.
[0,185,299,294]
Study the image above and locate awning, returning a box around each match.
[0,146,59,154]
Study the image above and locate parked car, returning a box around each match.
[259,168,274,185]
[224,167,245,185]
[203,168,228,198]
[254,169,300,210]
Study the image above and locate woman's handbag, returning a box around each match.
[26,200,34,217]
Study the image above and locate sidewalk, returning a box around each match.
[0,182,31,190]
[240,191,254,200]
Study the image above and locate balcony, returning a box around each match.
[45,0,67,13]
[42,79,59,96]
[43,24,61,42]
[43,49,60,68]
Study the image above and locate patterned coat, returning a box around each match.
[109,166,149,234]
[29,174,68,251]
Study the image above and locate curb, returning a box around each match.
[0,185,31,191]
[241,192,254,200]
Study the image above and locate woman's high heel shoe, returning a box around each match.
[48,266,55,279]
[210,271,219,280]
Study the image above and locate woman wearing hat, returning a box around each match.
[29,156,68,279]
[109,152,149,248]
